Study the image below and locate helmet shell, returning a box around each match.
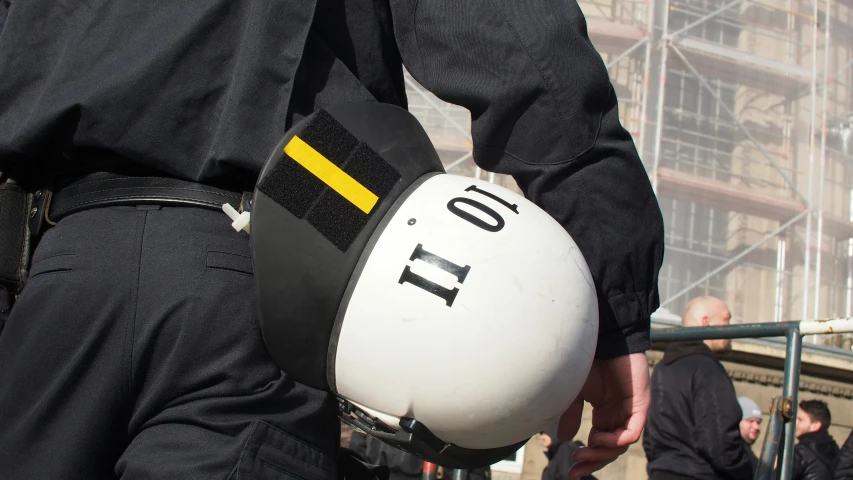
[333,173,598,449]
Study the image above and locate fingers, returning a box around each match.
[568,459,610,480]
[557,398,584,442]
[573,444,629,463]
[588,428,638,449]
[587,406,647,448]
[592,370,650,447]
[586,352,651,447]
[569,445,629,479]
[577,360,603,406]
[562,352,650,476]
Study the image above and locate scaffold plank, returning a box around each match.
[670,37,811,97]
[656,167,853,239]
[585,17,646,54]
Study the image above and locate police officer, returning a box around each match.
[0,1,664,479]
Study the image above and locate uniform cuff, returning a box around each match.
[594,290,654,359]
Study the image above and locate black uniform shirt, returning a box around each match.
[0,0,664,358]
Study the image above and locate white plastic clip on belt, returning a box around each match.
[222,203,251,234]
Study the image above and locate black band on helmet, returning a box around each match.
[251,102,444,390]
[256,109,402,251]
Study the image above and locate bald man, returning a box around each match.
[643,296,753,480]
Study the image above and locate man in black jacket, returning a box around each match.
[0,1,664,479]
[789,400,839,480]
[834,430,853,479]
[789,447,832,480]
[643,296,753,480]
[540,424,597,480]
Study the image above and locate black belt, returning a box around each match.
[32,171,254,235]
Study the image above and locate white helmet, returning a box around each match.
[250,103,598,468]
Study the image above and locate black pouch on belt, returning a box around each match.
[0,175,36,295]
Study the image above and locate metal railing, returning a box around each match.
[422,463,465,480]
[650,318,853,480]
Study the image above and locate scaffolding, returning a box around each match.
[403,0,853,348]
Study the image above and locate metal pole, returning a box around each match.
[848,247,853,350]
[779,327,803,480]
[651,0,671,193]
[652,322,795,341]
[848,234,853,317]
[661,210,808,308]
[802,0,821,324]
[606,38,649,70]
[452,470,468,480]
[799,317,853,335]
[786,0,794,65]
[445,152,473,172]
[848,188,853,317]
[637,0,655,161]
[834,58,853,80]
[776,0,795,331]
[756,397,785,480]
[784,0,794,200]
[775,237,788,323]
[422,462,438,480]
[813,0,832,326]
[650,318,853,342]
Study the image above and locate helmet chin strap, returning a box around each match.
[338,397,395,438]
[337,397,526,469]
[338,397,437,448]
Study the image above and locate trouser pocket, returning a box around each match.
[231,421,337,480]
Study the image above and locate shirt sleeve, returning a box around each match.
[389,0,665,358]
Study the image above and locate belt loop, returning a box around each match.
[28,186,54,236]
[42,189,56,227]
[239,191,253,214]
[239,172,256,213]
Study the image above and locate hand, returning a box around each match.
[556,352,650,479]
[539,433,553,449]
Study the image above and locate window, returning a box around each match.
[490,443,526,474]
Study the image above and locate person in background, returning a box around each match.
[833,430,853,479]
[643,296,753,480]
[738,396,763,471]
[540,424,597,480]
[739,397,763,447]
[788,400,839,480]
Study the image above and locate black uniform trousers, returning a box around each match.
[0,205,340,479]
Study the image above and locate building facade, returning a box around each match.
[406,0,853,345]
